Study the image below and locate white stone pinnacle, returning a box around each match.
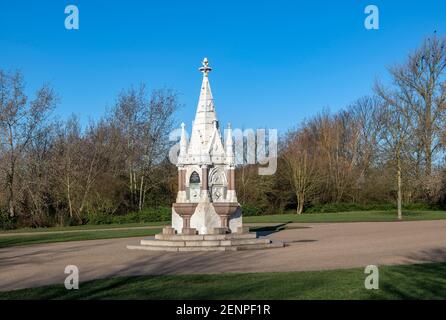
[184,58,226,165]
[178,122,188,164]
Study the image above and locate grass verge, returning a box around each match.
[0,222,167,234]
[244,210,446,223]
[0,228,161,248]
[0,262,444,300]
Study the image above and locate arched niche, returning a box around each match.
[188,171,201,202]
[209,167,227,202]
[189,171,200,184]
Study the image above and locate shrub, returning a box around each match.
[0,209,16,230]
[86,212,114,225]
[241,204,263,216]
[86,206,171,225]
[304,202,437,213]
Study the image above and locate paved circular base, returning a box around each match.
[127,232,284,251]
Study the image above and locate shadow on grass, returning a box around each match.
[377,263,446,299]
[356,248,446,300]
[2,260,445,300]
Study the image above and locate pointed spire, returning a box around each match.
[226,123,233,146]
[226,123,235,164]
[199,57,212,76]
[197,58,214,113]
[188,58,221,162]
[178,122,188,164]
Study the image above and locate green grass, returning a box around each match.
[1,262,444,300]
[0,228,161,248]
[244,210,446,223]
[0,221,167,234]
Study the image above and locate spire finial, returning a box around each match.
[199,57,212,76]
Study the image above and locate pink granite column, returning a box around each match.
[178,168,185,191]
[227,167,235,191]
[201,165,208,191]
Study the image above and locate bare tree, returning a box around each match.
[282,128,320,214]
[347,97,381,175]
[0,70,56,217]
[51,116,83,222]
[51,117,124,223]
[110,85,180,212]
[375,88,413,220]
[21,124,55,226]
[388,36,446,177]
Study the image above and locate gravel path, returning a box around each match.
[1,220,445,291]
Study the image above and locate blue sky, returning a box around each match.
[1,0,445,133]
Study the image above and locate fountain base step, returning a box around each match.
[127,232,284,252]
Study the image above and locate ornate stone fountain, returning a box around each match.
[127,59,283,252]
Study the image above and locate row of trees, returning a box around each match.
[244,36,446,218]
[0,74,179,227]
[1,36,445,228]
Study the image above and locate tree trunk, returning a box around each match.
[7,171,14,217]
[129,166,134,207]
[397,157,402,221]
[424,99,432,176]
[8,197,14,218]
[138,176,144,212]
[67,176,73,219]
[425,150,432,176]
[296,192,304,215]
[7,125,15,218]
[133,172,137,202]
[7,175,15,217]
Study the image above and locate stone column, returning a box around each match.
[178,168,185,191]
[176,167,187,202]
[201,165,208,191]
[200,165,210,202]
[228,168,235,190]
[226,166,237,202]
[182,215,191,228]
[220,215,229,228]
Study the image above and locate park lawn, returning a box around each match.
[243,210,446,224]
[0,228,161,248]
[0,262,444,300]
[0,221,167,234]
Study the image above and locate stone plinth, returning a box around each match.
[212,227,230,235]
[237,226,250,234]
[162,226,176,235]
[181,227,198,235]
[127,232,285,252]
